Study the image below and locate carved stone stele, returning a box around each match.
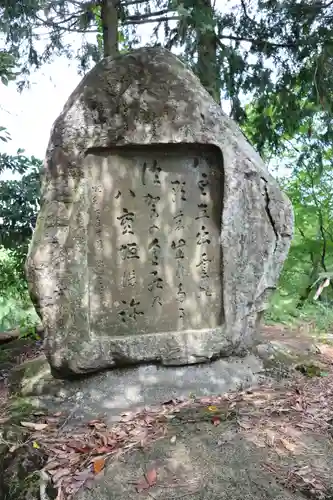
[26,48,293,376]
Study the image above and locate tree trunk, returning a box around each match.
[195,0,220,105]
[101,0,119,58]
[297,258,320,307]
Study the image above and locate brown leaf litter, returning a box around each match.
[2,326,333,500]
[136,467,157,492]
[6,364,332,500]
[23,408,171,499]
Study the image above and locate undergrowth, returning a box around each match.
[1,244,333,338]
[264,242,333,333]
[0,248,38,333]
[265,291,333,332]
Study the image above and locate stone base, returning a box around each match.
[47,326,238,376]
[9,353,264,427]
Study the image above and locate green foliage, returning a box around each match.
[0,153,41,333]
[0,27,41,333]
[0,49,17,85]
[0,126,11,144]
[0,248,38,331]
[265,274,333,333]
[263,112,333,331]
[0,50,17,142]
[0,0,163,78]
[1,0,332,147]
[1,0,333,336]
[295,363,329,378]
[0,153,41,261]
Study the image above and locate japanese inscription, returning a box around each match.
[85,145,223,336]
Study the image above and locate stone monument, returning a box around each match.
[26,48,293,376]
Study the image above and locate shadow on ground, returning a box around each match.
[78,417,316,500]
[2,324,333,499]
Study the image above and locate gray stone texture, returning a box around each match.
[9,354,265,426]
[26,47,293,376]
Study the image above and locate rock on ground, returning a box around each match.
[26,47,293,377]
[3,326,333,500]
[9,353,265,427]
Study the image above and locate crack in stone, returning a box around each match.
[261,177,278,252]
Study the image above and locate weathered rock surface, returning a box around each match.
[9,353,266,426]
[26,47,293,376]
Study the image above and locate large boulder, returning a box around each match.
[26,47,293,377]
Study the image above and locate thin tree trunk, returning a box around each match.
[101,0,119,57]
[297,261,319,307]
[296,225,319,308]
[195,0,220,105]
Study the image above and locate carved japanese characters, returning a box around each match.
[85,147,223,336]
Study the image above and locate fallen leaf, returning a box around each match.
[67,440,91,453]
[163,399,180,406]
[162,399,174,405]
[52,468,71,483]
[88,419,106,429]
[94,430,109,446]
[69,455,82,467]
[120,412,135,422]
[107,437,118,446]
[207,405,218,412]
[199,396,216,404]
[211,416,221,426]
[88,419,102,425]
[130,427,148,439]
[20,421,48,431]
[294,402,303,412]
[115,430,128,440]
[9,444,20,453]
[238,420,252,430]
[55,486,66,500]
[280,438,296,452]
[136,477,149,492]
[49,449,70,460]
[44,460,64,471]
[32,441,40,449]
[93,457,105,474]
[94,446,113,454]
[68,479,86,492]
[144,415,155,426]
[74,470,94,482]
[146,468,157,486]
[46,417,60,424]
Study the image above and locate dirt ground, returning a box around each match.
[0,337,42,406]
[1,323,333,500]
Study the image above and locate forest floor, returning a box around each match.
[0,336,42,407]
[1,324,333,500]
